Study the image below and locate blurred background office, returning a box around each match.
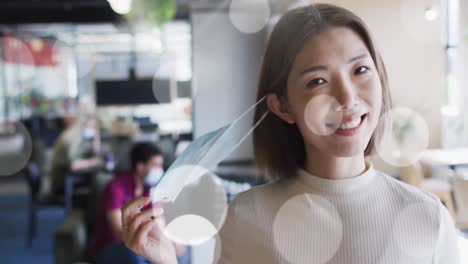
[0,0,467,263]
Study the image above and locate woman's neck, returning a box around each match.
[303,147,367,180]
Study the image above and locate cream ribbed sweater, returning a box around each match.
[217,163,460,264]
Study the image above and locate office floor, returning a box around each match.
[0,175,64,264]
[0,175,28,194]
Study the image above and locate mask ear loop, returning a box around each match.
[230,96,269,152]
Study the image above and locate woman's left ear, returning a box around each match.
[266,93,296,124]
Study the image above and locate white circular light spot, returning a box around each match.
[229,0,271,34]
[304,95,343,136]
[376,107,430,167]
[161,168,228,245]
[0,122,33,176]
[273,194,342,264]
[52,39,94,81]
[163,214,218,245]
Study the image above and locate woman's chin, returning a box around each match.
[303,131,371,158]
[327,142,367,158]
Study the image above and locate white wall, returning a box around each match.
[192,10,266,162]
[459,0,468,145]
[190,8,267,264]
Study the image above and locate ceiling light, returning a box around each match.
[108,0,133,15]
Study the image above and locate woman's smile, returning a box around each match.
[323,112,369,136]
[334,113,367,136]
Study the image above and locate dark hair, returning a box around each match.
[130,142,162,171]
[253,3,391,179]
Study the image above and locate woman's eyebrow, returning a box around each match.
[300,65,328,76]
[348,53,369,63]
[299,53,370,76]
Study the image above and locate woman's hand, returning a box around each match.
[121,197,178,264]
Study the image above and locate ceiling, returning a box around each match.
[0,0,190,25]
[0,0,302,25]
[0,0,122,24]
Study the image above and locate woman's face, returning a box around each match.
[282,27,382,157]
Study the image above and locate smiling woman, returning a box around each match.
[121,3,460,264]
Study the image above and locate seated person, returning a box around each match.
[90,142,187,264]
[50,115,102,195]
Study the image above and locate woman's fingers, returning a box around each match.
[128,207,164,238]
[131,215,160,247]
[121,197,151,228]
[130,217,178,264]
[120,199,178,264]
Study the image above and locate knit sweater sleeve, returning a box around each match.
[433,201,460,264]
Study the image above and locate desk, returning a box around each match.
[64,166,103,212]
[419,148,468,220]
[419,148,468,170]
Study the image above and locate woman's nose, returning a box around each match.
[334,78,358,110]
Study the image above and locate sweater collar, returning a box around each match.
[295,162,376,194]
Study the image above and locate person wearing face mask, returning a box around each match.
[50,115,102,196]
[90,142,187,264]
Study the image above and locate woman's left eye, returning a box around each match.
[355,66,370,74]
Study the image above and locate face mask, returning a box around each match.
[144,167,164,187]
[82,128,95,140]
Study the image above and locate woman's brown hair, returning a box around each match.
[253,3,391,179]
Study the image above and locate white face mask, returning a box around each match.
[144,167,164,187]
[82,128,95,140]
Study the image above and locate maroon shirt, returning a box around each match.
[89,172,161,257]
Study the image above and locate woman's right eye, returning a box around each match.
[307,78,327,88]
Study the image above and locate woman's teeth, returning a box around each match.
[339,117,361,130]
